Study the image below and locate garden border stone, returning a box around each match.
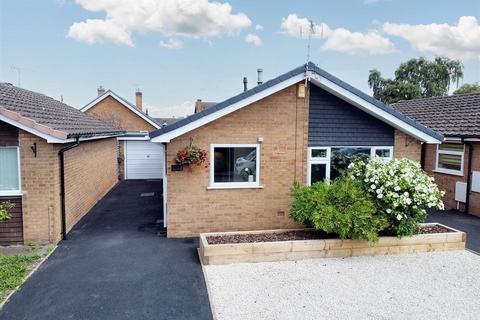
[199,223,466,265]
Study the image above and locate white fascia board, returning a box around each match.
[444,137,463,142]
[0,114,67,143]
[151,73,305,143]
[81,92,161,129]
[117,136,150,141]
[308,73,442,144]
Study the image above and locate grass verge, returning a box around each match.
[0,253,41,301]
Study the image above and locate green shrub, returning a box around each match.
[0,201,14,222]
[290,178,388,242]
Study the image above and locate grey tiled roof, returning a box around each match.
[393,93,480,137]
[150,62,443,141]
[0,83,123,138]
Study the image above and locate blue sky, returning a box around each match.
[1,0,479,117]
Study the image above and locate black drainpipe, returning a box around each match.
[465,141,474,214]
[420,142,426,169]
[59,136,80,240]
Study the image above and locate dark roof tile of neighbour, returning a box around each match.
[393,93,480,137]
[0,83,123,139]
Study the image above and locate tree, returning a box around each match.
[368,57,464,104]
[454,83,480,95]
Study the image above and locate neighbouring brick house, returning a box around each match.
[149,62,443,237]
[81,88,175,180]
[394,93,480,217]
[0,83,122,245]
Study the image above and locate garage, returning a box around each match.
[124,140,164,180]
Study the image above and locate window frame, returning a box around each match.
[209,143,261,189]
[0,146,22,196]
[435,143,464,176]
[307,147,331,186]
[307,146,394,186]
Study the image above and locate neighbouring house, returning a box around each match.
[81,87,165,180]
[0,83,123,245]
[194,99,217,113]
[394,93,480,217]
[149,62,443,237]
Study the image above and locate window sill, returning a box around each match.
[207,185,264,190]
[433,169,464,177]
[0,192,23,197]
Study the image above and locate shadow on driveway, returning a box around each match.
[427,209,480,253]
[0,180,212,320]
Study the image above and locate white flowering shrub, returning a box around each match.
[349,157,445,236]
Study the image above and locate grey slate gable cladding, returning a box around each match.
[149,62,443,142]
[309,85,394,146]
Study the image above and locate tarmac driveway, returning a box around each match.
[427,209,480,253]
[0,180,212,320]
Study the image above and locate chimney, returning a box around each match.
[257,68,263,85]
[243,77,248,92]
[135,88,142,110]
[195,99,204,113]
[97,85,105,96]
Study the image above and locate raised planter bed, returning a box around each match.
[199,223,466,265]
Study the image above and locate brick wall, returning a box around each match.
[166,83,309,237]
[20,132,60,243]
[393,129,422,162]
[85,96,156,132]
[19,131,118,243]
[424,142,480,216]
[60,138,118,232]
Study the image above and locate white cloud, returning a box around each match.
[148,101,195,118]
[280,14,395,55]
[67,19,134,46]
[255,24,264,31]
[364,0,379,5]
[245,33,262,46]
[160,38,184,49]
[383,16,480,61]
[67,0,252,46]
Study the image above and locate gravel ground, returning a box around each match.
[204,251,480,320]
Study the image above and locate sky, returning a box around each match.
[1,0,479,118]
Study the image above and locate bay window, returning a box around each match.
[435,143,464,175]
[210,144,260,188]
[308,146,393,185]
[0,147,21,196]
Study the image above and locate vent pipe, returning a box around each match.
[257,68,263,85]
[243,77,248,92]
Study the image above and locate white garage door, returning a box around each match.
[125,141,164,180]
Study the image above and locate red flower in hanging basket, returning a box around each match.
[175,145,209,168]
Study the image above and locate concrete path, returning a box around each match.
[427,209,480,253]
[0,180,212,320]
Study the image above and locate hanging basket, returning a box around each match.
[175,145,209,169]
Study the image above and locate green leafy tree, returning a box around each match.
[368,57,464,104]
[454,83,480,95]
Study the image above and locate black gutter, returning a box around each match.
[58,137,80,240]
[465,141,474,214]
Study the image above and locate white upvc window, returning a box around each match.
[307,146,394,185]
[435,143,464,176]
[209,144,261,189]
[0,147,21,196]
[307,147,330,186]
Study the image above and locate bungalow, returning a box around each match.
[81,88,167,180]
[394,93,480,216]
[0,83,122,245]
[149,62,443,237]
